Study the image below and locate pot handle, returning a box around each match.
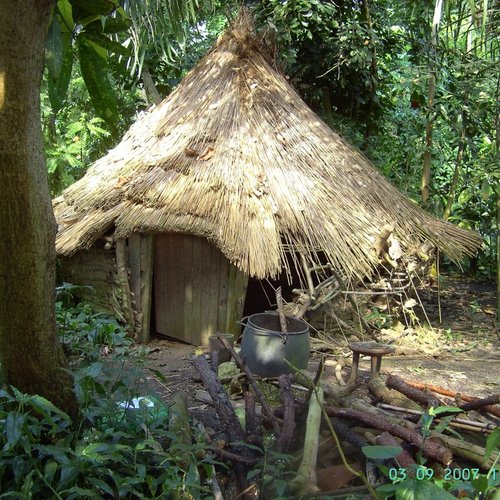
[236,315,249,327]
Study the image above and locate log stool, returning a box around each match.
[348,342,395,384]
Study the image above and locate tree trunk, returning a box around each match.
[443,108,467,220]
[0,0,77,417]
[421,0,444,207]
[361,0,379,151]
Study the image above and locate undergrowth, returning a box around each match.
[0,283,216,499]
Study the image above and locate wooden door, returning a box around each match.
[154,233,248,346]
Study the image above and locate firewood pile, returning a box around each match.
[191,335,499,499]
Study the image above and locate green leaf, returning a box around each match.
[44,460,58,483]
[57,0,75,31]
[428,406,462,416]
[480,179,491,200]
[30,394,71,421]
[5,411,25,448]
[58,464,79,488]
[393,478,457,499]
[433,415,454,434]
[71,0,118,16]
[471,474,490,494]
[88,39,108,60]
[102,17,133,34]
[48,31,73,114]
[362,445,403,459]
[485,428,500,460]
[84,33,130,56]
[46,16,64,81]
[148,368,167,383]
[87,477,115,496]
[377,482,398,498]
[77,37,118,128]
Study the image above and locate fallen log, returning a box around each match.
[368,375,422,410]
[402,380,500,418]
[218,335,282,436]
[386,375,444,408]
[193,356,247,443]
[457,394,500,413]
[325,407,453,466]
[193,355,250,494]
[375,432,416,468]
[431,433,498,469]
[337,395,497,469]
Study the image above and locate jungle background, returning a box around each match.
[0,0,498,498]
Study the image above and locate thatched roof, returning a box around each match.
[53,11,480,280]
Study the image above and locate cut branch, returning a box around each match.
[325,406,453,466]
[386,374,444,408]
[218,335,282,436]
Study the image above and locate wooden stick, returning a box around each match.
[368,375,422,411]
[244,391,258,438]
[325,406,453,465]
[458,394,500,412]
[386,375,444,408]
[218,335,282,436]
[276,374,295,453]
[193,355,250,494]
[193,355,246,443]
[275,286,288,333]
[379,404,495,433]
[139,234,154,343]
[330,269,374,337]
[330,417,367,449]
[115,239,135,334]
[401,380,500,418]
[375,432,416,468]
[212,446,259,466]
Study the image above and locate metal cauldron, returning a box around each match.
[239,313,310,377]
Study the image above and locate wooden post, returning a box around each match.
[140,234,154,344]
[115,239,135,333]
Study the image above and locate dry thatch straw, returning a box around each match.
[53,10,480,281]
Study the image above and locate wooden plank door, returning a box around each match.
[153,233,248,346]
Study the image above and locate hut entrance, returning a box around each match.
[153,233,248,346]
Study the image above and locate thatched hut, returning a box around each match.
[53,12,480,345]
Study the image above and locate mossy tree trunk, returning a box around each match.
[0,0,77,417]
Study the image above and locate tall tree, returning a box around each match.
[421,0,444,207]
[0,0,77,416]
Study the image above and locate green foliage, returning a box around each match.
[373,406,500,499]
[362,445,403,460]
[246,435,295,499]
[0,286,215,498]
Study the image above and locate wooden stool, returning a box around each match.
[348,342,395,384]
